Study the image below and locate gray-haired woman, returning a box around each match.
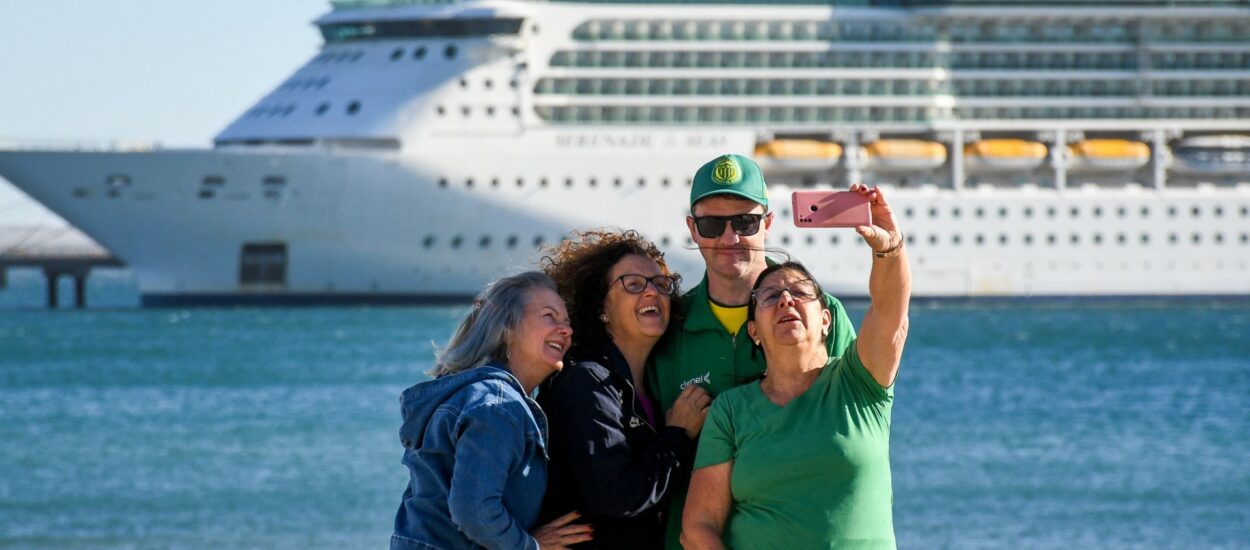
[391,271,594,550]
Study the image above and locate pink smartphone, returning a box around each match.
[792,190,872,228]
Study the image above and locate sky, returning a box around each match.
[0,0,331,225]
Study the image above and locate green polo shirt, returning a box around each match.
[648,272,857,549]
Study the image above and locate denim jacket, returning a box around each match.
[391,363,549,550]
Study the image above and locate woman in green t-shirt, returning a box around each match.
[681,184,911,550]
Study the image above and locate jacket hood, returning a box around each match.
[398,364,522,448]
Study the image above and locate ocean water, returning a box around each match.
[1,270,1248,549]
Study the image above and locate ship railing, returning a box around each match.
[0,138,162,153]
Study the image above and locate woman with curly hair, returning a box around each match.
[537,229,712,548]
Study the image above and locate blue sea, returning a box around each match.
[1,269,1248,549]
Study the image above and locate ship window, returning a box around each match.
[1191,206,1201,218]
[1116,234,1126,245]
[490,178,499,187]
[466,178,474,188]
[780,235,790,245]
[565,178,573,188]
[451,236,463,249]
[391,48,404,61]
[951,207,961,218]
[1116,207,1126,218]
[1168,207,1177,218]
[1215,233,1224,244]
[414,47,427,60]
[1093,207,1103,218]
[346,101,361,115]
[1047,234,1057,245]
[588,178,597,187]
[928,235,938,245]
[1168,233,1178,244]
[462,106,471,116]
[239,243,288,287]
[1241,233,1248,243]
[533,235,545,247]
[1141,206,1150,218]
[1242,206,1248,217]
[1214,207,1223,217]
[974,207,984,218]
[1023,234,1034,245]
[460,78,468,88]
[1093,234,1103,245]
[833,235,843,246]
[613,178,622,188]
[199,189,215,199]
[1023,207,1033,218]
[951,234,962,246]
[540,178,549,187]
[423,236,435,248]
[506,235,518,248]
[1192,233,1201,244]
[322,18,524,42]
[516,177,524,188]
[998,207,1008,218]
[1140,233,1150,244]
[446,45,458,59]
[903,234,912,246]
[928,207,938,218]
[479,236,491,248]
[436,106,445,116]
[1069,207,1079,218]
[316,102,330,115]
[637,178,646,187]
[999,234,1009,245]
[438,178,448,188]
[974,234,984,245]
[904,207,914,218]
[1047,207,1056,218]
[512,106,520,117]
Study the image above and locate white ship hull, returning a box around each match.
[3,0,1250,303]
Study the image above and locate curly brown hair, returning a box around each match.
[539,229,683,349]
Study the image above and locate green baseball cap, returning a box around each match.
[689,154,768,209]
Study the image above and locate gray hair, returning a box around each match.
[428,271,559,378]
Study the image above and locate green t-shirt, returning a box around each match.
[693,340,895,550]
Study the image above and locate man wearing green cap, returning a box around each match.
[649,153,857,548]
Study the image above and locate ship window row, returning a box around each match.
[388,44,459,61]
[897,232,1250,247]
[535,77,1250,99]
[535,77,945,96]
[572,18,1250,44]
[436,175,686,190]
[277,77,331,92]
[533,104,1250,124]
[434,104,522,118]
[901,204,1249,221]
[321,18,524,43]
[311,50,365,64]
[246,100,366,118]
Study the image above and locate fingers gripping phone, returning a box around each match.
[792,190,872,228]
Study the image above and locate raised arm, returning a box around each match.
[850,184,912,388]
[681,462,732,550]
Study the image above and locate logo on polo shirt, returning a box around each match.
[679,371,711,390]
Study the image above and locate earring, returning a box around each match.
[754,340,761,346]
[599,314,608,323]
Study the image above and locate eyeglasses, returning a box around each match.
[614,274,678,295]
[752,279,819,308]
[691,213,764,239]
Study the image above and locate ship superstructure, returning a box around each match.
[1,0,1249,304]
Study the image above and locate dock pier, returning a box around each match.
[0,226,125,308]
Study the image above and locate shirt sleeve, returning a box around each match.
[447,403,540,550]
[837,338,894,403]
[693,391,738,469]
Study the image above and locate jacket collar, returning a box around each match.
[571,338,635,387]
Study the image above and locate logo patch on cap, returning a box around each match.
[711,157,742,185]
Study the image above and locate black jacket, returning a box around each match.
[538,339,696,549]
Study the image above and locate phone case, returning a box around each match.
[792,190,872,228]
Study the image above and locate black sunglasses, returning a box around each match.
[614,274,678,295]
[692,213,764,239]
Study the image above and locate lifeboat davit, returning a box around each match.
[1066,139,1151,172]
[754,140,843,172]
[964,139,1048,172]
[861,139,946,172]
[1172,135,1250,174]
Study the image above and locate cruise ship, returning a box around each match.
[2,0,1249,305]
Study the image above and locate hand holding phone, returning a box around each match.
[792,190,872,228]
